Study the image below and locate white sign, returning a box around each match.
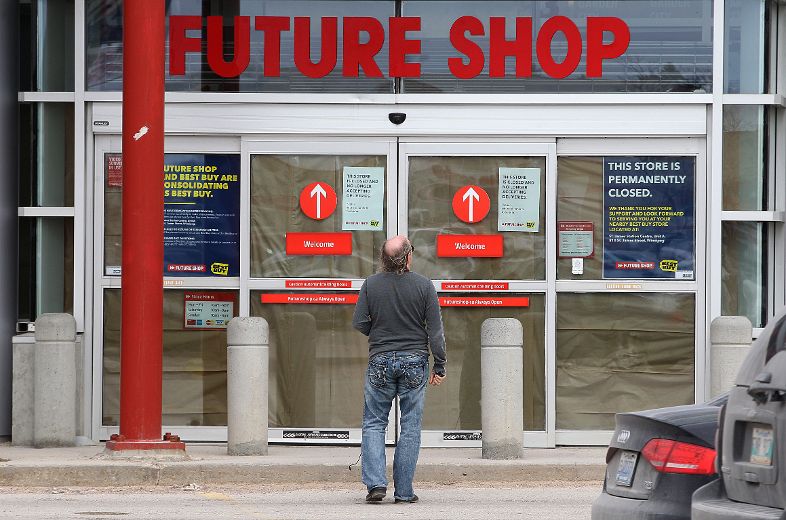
[184,294,234,329]
[342,166,384,231]
[498,168,541,232]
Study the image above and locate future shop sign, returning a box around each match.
[169,16,630,80]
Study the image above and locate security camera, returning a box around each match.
[388,113,406,125]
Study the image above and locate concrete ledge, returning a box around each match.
[0,465,160,487]
[0,445,606,488]
[0,462,605,487]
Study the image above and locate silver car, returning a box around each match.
[691,309,786,519]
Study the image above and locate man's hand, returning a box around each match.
[429,372,445,386]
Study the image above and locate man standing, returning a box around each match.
[352,235,447,504]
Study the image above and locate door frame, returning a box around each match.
[399,140,557,448]
[93,134,243,442]
[241,137,399,445]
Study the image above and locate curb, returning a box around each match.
[0,462,606,487]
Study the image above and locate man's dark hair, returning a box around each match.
[379,238,413,274]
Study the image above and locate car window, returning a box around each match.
[765,315,786,362]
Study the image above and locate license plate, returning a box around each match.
[615,451,638,487]
[750,427,774,465]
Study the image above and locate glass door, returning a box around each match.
[399,141,557,448]
[93,134,243,442]
[245,139,398,445]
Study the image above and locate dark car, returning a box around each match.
[692,309,786,519]
[591,394,727,520]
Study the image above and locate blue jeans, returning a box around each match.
[361,351,429,501]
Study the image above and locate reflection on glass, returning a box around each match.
[17,217,74,321]
[403,0,712,93]
[86,0,395,93]
[422,295,545,431]
[556,293,695,430]
[250,154,387,279]
[103,290,237,426]
[408,156,546,280]
[724,0,767,94]
[19,104,75,207]
[722,222,767,328]
[723,106,767,211]
[250,292,367,428]
[20,0,75,92]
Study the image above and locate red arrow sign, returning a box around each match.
[299,182,337,220]
[452,185,490,224]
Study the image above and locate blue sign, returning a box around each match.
[163,154,240,277]
[603,156,695,279]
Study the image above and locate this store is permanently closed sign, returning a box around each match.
[603,156,695,280]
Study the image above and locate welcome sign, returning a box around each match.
[169,15,630,80]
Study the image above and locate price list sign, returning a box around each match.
[184,292,236,329]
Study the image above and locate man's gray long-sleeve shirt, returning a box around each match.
[352,271,447,374]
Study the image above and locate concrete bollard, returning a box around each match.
[227,317,269,456]
[33,313,77,448]
[710,316,752,399]
[11,333,35,446]
[481,318,524,460]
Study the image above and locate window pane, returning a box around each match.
[423,294,545,431]
[722,105,767,211]
[722,222,767,328]
[724,0,767,94]
[403,0,712,94]
[19,0,75,92]
[557,157,604,279]
[251,291,545,431]
[250,291,366,428]
[102,289,238,426]
[18,103,75,207]
[249,154,387,279]
[408,156,547,280]
[17,217,74,321]
[86,0,396,93]
[557,293,695,430]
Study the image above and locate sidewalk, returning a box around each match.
[0,442,606,488]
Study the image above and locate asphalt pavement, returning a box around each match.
[0,442,606,488]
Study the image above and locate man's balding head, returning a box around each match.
[379,235,413,274]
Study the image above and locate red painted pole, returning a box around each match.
[106,0,183,452]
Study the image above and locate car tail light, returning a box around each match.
[641,438,717,475]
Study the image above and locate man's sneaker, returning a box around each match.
[365,487,386,503]
[394,494,419,504]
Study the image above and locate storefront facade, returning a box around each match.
[8,0,785,447]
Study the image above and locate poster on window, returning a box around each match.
[164,154,240,276]
[603,156,695,279]
[184,292,236,329]
[342,166,384,231]
[498,167,541,232]
[107,153,240,277]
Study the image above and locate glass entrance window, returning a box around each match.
[250,292,366,429]
[422,294,545,431]
[407,155,546,280]
[556,292,695,430]
[102,289,238,427]
[250,154,387,279]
